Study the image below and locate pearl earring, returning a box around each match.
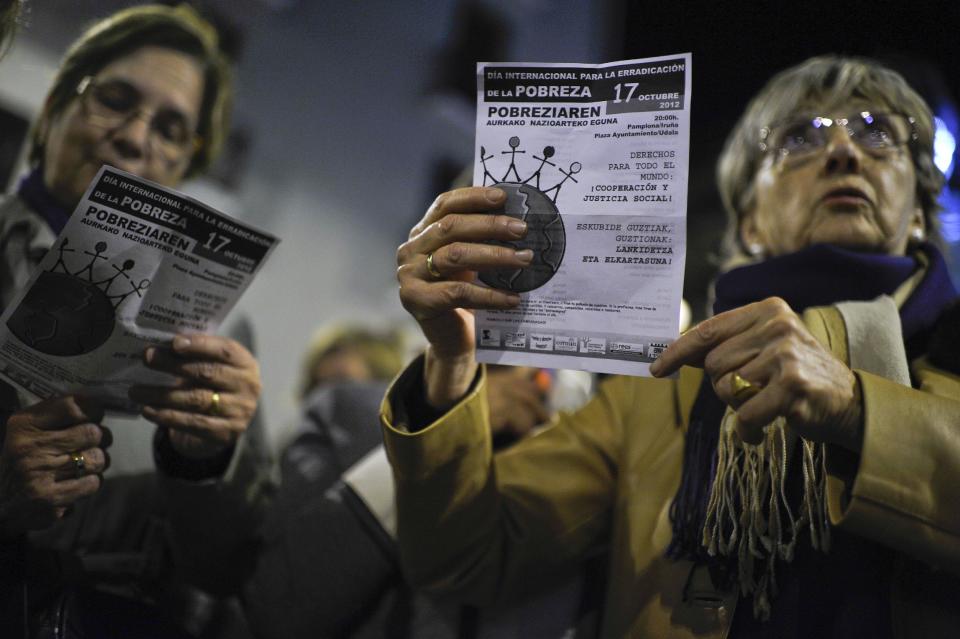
[746,242,764,257]
[909,227,926,246]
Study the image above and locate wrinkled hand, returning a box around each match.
[130,333,261,460]
[486,366,550,441]
[0,396,109,536]
[396,187,530,407]
[650,297,862,450]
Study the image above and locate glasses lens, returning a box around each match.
[774,118,825,157]
[151,112,192,147]
[850,113,907,149]
[86,81,138,122]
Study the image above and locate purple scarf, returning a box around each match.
[668,242,958,562]
[17,167,72,235]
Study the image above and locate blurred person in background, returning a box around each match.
[386,55,960,638]
[0,4,268,636]
[296,326,408,396]
[243,324,600,638]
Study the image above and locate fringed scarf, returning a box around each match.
[667,243,958,620]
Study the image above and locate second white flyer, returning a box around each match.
[473,53,692,376]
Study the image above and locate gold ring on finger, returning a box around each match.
[731,372,761,400]
[209,391,221,416]
[425,252,442,280]
[71,452,86,479]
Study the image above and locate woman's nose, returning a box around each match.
[823,127,863,175]
[109,111,151,159]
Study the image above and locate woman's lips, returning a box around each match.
[820,187,871,209]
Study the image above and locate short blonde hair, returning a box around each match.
[717,55,943,257]
[30,3,232,178]
[298,326,407,399]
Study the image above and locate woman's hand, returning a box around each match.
[0,396,109,536]
[129,333,261,460]
[650,297,863,450]
[397,186,531,407]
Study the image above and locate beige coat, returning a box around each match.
[381,302,960,638]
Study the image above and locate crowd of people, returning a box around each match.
[0,2,958,638]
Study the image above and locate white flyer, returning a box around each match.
[473,53,691,376]
[0,166,279,412]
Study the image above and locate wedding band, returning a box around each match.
[731,372,761,400]
[209,391,221,416]
[425,252,442,279]
[71,452,85,479]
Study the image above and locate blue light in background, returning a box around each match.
[934,116,956,180]
[939,191,960,241]
[934,107,960,248]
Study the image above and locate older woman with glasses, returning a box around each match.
[384,55,959,638]
[0,5,265,635]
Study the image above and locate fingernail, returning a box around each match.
[507,294,521,305]
[515,249,533,263]
[144,347,156,364]
[508,220,527,236]
[649,359,662,376]
[486,188,505,203]
[173,335,191,350]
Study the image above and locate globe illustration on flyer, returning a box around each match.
[7,238,150,356]
[477,136,579,292]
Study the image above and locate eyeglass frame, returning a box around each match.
[757,111,918,166]
[75,75,203,161]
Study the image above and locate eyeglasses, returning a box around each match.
[758,111,917,165]
[76,75,202,161]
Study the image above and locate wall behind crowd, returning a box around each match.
[0,0,616,470]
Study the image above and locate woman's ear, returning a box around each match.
[907,206,926,246]
[739,209,764,257]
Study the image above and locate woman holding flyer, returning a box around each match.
[0,5,266,636]
[385,55,960,637]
